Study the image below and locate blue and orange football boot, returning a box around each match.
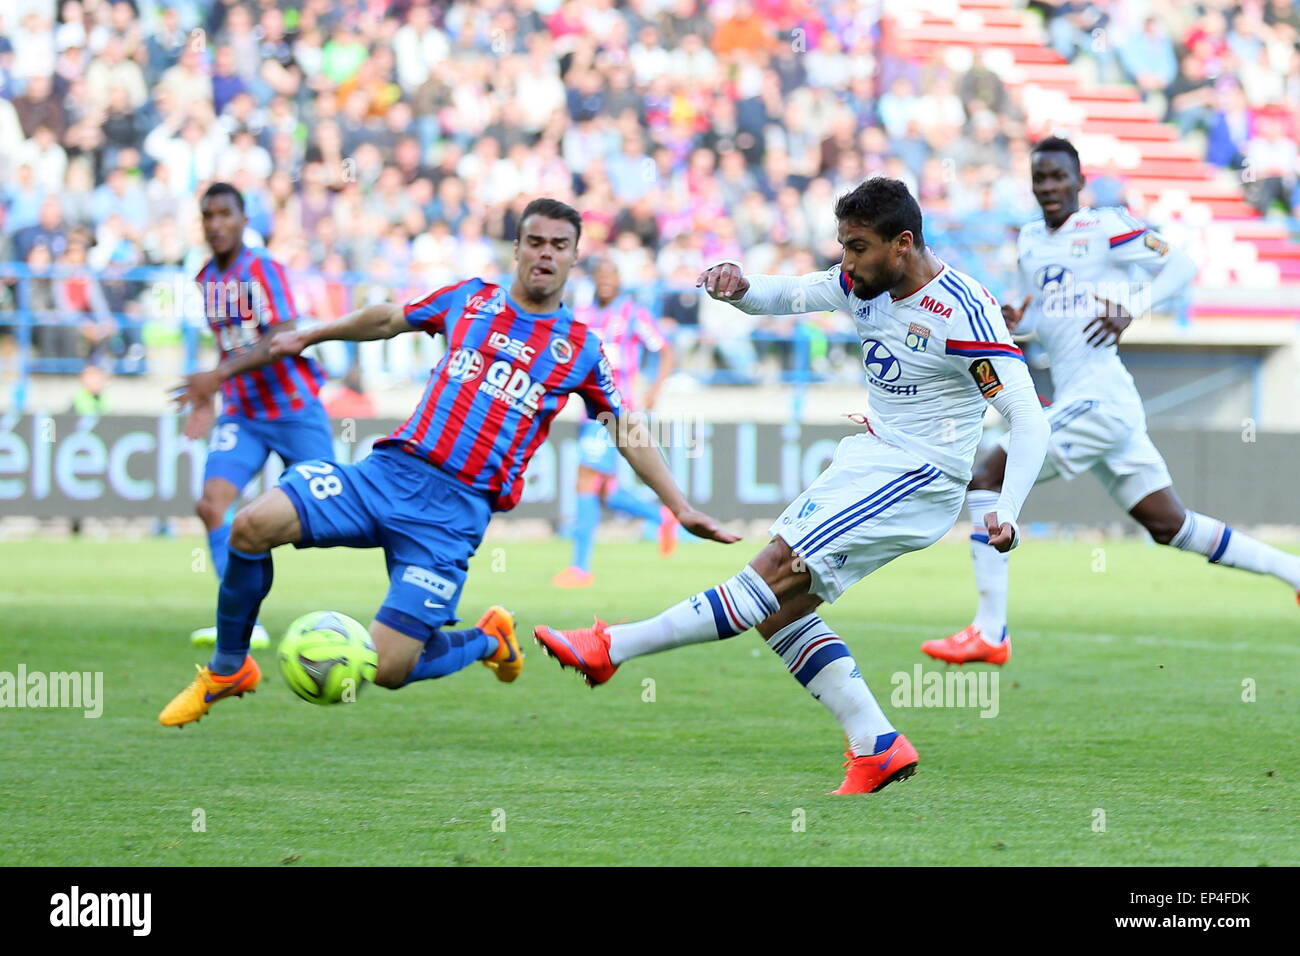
[478,605,523,683]
[832,734,919,795]
[921,625,1011,665]
[533,618,617,687]
[158,655,261,727]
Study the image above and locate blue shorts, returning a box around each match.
[577,419,618,475]
[279,446,492,636]
[204,403,334,490]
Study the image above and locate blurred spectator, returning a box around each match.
[959,51,1007,116]
[14,73,67,139]
[1120,17,1179,102]
[1244,114,1299,215]
[13,196,69,261]
[70,361,111,416]
[1166,54,1218,136]
[14,125,67,195]
[1206,84,1253,170]
[85,34,148,112]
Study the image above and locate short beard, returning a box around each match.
[855,269,901,301]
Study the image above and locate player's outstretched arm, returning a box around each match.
[268,303,408,359]
[696,262,848,316]
[983,373,1050,552]
[171,317,309,414]
[608,419,740,544]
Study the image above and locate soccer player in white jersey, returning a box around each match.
[533,179,1050,794]
[925,136,1300,666]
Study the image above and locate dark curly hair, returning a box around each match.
[834,178,924,250]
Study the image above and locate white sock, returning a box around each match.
[1171,511,1300,590]
[966,489,1009,643]
[608,565,779,664]
[766,613,895,756]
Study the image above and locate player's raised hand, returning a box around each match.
[1001,295,1032,333]
[1085,297,1132,347]
[984,512,1020,553]
[675,507,742,544]
[696,262,750,301]
[269,328,312,358]
[183,396,216,440]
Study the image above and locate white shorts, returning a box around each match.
[998,398,1172,511]
[770,433,966,604]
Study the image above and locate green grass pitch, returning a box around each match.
[1,534,1295,866]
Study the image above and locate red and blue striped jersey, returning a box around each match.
[574,295,667,414]
[377,278,626,512]
[195,246,326,419]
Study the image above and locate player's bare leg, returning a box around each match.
[196,476,239,538]
[924,449,1013,664]
[160,489,300,726]
[1131,486,1300,600]
[190,477,272,647]
[372,609,524,689]
[535,536,917,793]
[370,622,425,688]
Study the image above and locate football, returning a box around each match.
[277,611,378,706]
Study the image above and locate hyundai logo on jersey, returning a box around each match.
[862,339,902,382]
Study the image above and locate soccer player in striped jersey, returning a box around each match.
[159,198,737,727]
[553,259,679,589]
[176,183,332,650]
[534,180,1051,793]
[925,136,1300,666]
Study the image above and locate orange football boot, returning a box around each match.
[533,619,618,686]
[478,605,523,683]
[552,566,594,589]
[921,625,1011,665]
[158,655,261,727]
[832,734,919,794]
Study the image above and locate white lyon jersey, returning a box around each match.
[737,261,1036,484]
[1016,206,1174,408]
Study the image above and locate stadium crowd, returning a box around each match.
[0,0,1297,389]
[1037,0,1300,214]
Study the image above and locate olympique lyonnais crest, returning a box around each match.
[905,322,930,352]
[1072,239,1089,257]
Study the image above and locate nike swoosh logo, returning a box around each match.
[424,600,446,609]
[548,628,590,668]
[876,751,896,773]
[204,675,249,703]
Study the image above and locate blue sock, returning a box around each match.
[573,493,600,572]
[872,731,899,755]
[207,524,231,579]
[210,547,273,675]
[605,487,661,523]
[402,628,497,684]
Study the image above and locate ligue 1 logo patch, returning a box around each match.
[549,337,574,364]
[1144,233,1169,256]
[905,322,930,352]
[969,358,1004,398]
